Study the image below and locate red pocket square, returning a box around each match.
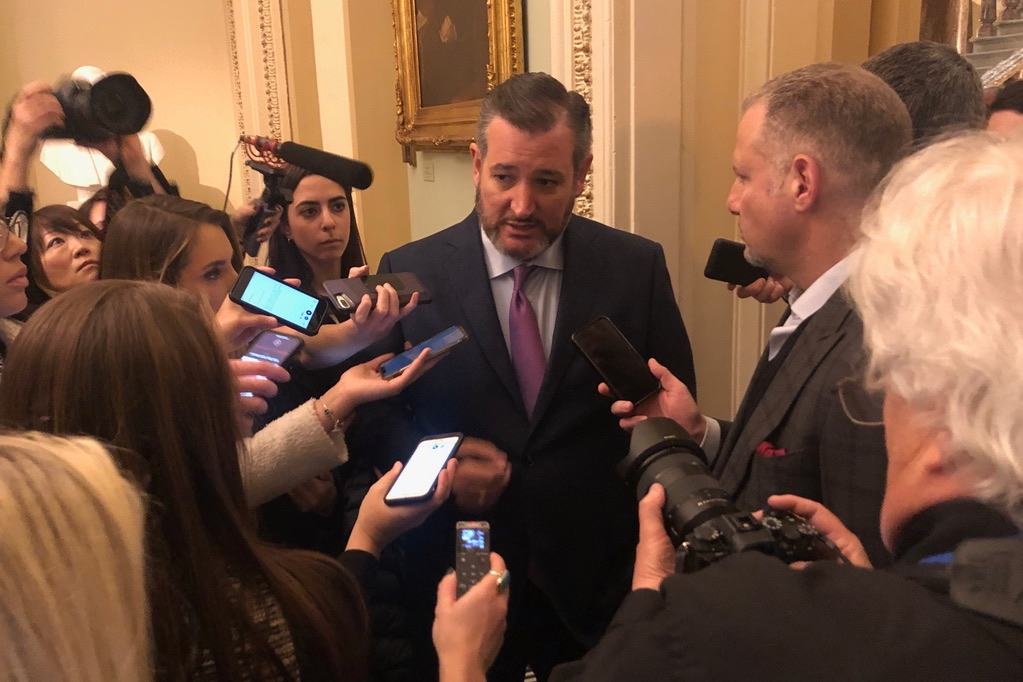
[755,441,788,458]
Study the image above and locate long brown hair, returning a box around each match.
[100,195,244,285]
[0,280,368,682]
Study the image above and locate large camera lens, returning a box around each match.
[89,73,152,136]
[618,417,741,547]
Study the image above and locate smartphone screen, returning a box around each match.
[380,326,468,379]
[230,267,326,335]
[384,433,463,505]
[572,316,660,404]
[242,330,304,366]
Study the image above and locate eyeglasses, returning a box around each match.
[837,376,885,427]
[0,211,28,251]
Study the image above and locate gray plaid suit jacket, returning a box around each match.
[711,288,890,565]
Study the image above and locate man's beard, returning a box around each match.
[476,186,573,261]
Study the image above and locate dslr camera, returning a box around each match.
[42,71,152,144]
[619,417,842,573]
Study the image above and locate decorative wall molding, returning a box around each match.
[223,0,293,202]
[571,0,595,219]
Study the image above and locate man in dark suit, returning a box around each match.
[609,62,913,566]
[358,72,695,681]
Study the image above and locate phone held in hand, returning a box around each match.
[229,266,328,335]
[455,521,491,598]
[242,329,304,367]
[384,433,464,506]
[703,238,770,286]
[572,316,660,405]
[323,272,432,313]
[379,325,468,380]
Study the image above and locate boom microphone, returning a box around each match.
[240,135,374,190]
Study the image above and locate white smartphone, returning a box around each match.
[384,433,464,505]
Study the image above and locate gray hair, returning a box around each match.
[745,62,912,202]
[849,131,1023,525]
[863,41,985,145]
[475,72,592,171]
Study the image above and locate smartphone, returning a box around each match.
[455,521,491,598]
[571,316,660,404]
[379,325,468,380]
[229,266,328,335]
[384,433,464,506]
[242,330,304,366]
[703,238,770,286]
[324,272,433,313]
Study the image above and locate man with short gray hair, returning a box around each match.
[610,62,911,565]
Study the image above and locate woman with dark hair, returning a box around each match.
[100,194,433,509]
[0,279,453,682]
[268,164,366,293]
[20,204,102,316]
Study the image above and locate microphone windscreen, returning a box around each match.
[276,141,374,190]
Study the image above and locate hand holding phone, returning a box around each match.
[703,238,770,286]
[243,330,304,366]
[325,272,432,313]
[572,316,660,404]
[385,434,464,505]
[229,266,328,335]
[381,326,468,379]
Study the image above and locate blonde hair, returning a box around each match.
[850,131,1023,525]
[0,432,150,682]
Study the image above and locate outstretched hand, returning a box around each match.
[433,551,510,682]
[346,459,457,557]
[727,275,792,304]
[599,358,705,440]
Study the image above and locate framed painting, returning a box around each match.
[392,0,524,164]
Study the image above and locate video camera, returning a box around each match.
[619,417,843,573]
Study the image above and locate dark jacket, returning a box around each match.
[551,499,1023,682]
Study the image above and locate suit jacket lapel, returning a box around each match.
[715,291,855,492]
[529,217,601,427]
[443,216,523,406]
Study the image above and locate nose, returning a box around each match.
[3,233,27,259]
[509,181,536,218]
[725,179,741,216]
[320,207,336,231]
[71,236,94,258]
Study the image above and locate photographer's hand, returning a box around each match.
[633,483,675,591]
[1,82,63,199]
[766,494,872,569]
[600,358,706,441]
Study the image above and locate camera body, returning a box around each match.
[619,417,842,573]
[43,72,152,143]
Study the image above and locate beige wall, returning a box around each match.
[0,0,240,210]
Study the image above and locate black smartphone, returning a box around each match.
[384,433,463,505]
[572,316,660,404]
[455,521,491,598]
[703,238,770,286]
[380,325,468,380]
[242,330,304,366]
[324,272,433,313]
[229,266,328,335]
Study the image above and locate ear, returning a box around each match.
[573,154,593,197]
[788,154,820,212]
[470,142,483,188]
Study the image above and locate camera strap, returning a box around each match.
[900,535,1023,628]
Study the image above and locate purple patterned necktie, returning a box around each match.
[509,264,547,418]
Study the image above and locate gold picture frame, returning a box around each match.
[392,0,524,165]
